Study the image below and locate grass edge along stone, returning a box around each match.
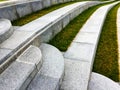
[12,2,76,26]
[93,3,120,82]
[49,2,113,51]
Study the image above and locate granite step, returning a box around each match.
[61,2,120,90]
[27,43,64,90]
[0,19,14,44]
[0,45,42,90]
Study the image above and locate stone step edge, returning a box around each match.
[0,45,43,90]
[27,43,64,90]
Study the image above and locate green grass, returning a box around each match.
[12,2,76,26]
[0,0,5,1]
[93,3,120,82]
[49,3,112,51]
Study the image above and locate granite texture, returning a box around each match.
[0,30,34,50]
[61,59,91,90]
[17,45,42,70]
[16,3,32,18]
[27,75,59,90]
[0,61,36,90]
[89,72,120,90]
[0,48,12,64]
[30,1,43,12]
[0,19,14,44]
[28,43,64,90]
[64,42,95,62]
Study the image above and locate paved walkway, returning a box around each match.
[117,7,120,80]
[61,2,119,90]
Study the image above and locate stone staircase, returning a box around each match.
[0,1,99,73]
[0,1,120,90]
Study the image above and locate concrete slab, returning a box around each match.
[52,20,63,36]
[62,15,70,28]
[40,43,64,78]
[42,0,51,8]
[39,26,53,43]
[0,48,12,64]
[27,74,59,90]
[0,5,18,21]
[17,45,42,70]
[0,61,36,90]
[30,1,43,12]
[61,59,91,90]
[17,19,51,32]
[16,3,32,18]
[74,32,98,44]
[80,5,113,33]
[64,42,95,62]
[0,30,34,50]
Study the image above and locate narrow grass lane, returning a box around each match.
[49,3,111,51]
[93,3,120,82]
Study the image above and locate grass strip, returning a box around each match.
[12,2,76,26]
[0,0,5,1]
[93,3,120,82]
[49,2,112,51]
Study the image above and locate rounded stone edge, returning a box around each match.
[17,45,43,71]
[39,43,65,89]
[88,72,120,90]
[0,19,14,44]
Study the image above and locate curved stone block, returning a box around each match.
[17,45,42,70]
[89,72,120,90]
[27,43,64,90]
[0,19,14,44]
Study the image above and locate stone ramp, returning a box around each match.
[61,2,120,90]
[0,1,99,73]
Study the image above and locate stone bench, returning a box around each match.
[61,1,120,90]
[0,1,100,73]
